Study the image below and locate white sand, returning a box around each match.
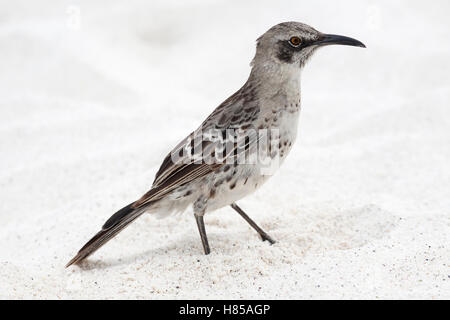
[1,0,449,299]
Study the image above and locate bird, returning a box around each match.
[66,21,365,267]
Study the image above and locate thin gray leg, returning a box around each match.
[195,214,211,255]
[230,203,275,244]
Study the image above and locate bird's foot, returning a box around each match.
[260,233,276,245]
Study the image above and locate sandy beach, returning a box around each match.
[0,0,449,299]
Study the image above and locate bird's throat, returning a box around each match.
[249,62,301,98]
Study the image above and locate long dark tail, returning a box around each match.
[66,202,147,267]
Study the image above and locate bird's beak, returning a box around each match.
[315,34,366,48]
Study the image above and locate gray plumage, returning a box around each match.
[66,22,365,267]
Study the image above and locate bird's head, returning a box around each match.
[251,22,365,69]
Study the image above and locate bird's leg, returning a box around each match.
[195,213,211,255]
[230,203,275,244]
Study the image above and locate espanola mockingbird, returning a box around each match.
[67,21,365,267]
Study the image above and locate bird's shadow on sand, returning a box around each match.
[75,235,224,271]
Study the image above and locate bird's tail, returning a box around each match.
[66,202,148,267]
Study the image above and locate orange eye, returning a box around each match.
[289,36,301,47]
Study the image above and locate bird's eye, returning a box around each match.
[289,36,302,47]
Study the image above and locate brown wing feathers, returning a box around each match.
[66,90,256,266]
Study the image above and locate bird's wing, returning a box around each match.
[132,86,260,209]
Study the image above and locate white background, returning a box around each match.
[0,0,449,299]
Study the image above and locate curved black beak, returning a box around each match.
[315,34,366,48]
